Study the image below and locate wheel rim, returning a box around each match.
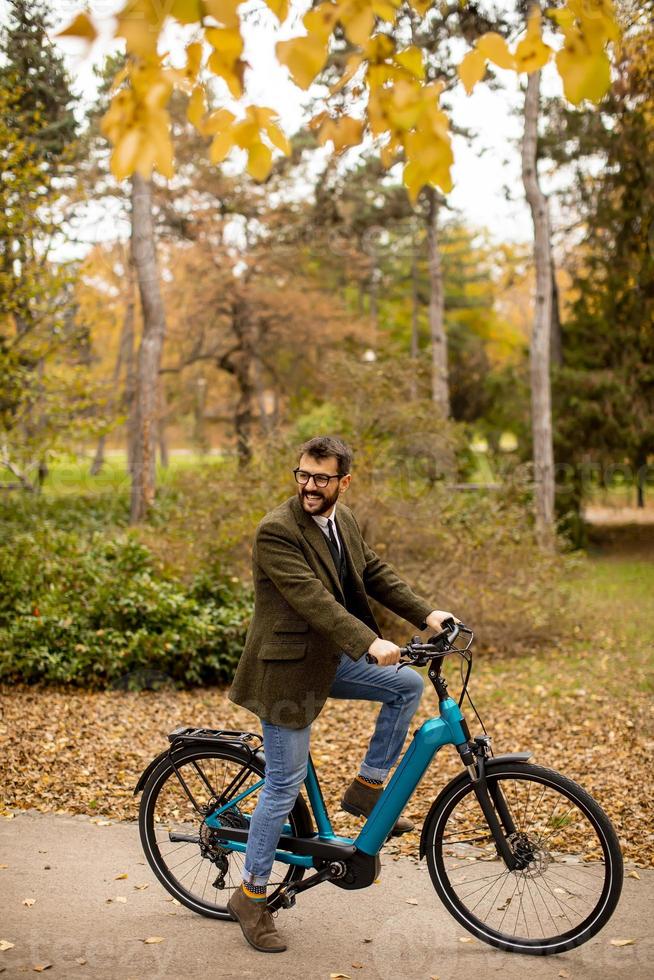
[431,771,615,950]
[142,749,302,914]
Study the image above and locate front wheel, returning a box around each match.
[423,762,623,955]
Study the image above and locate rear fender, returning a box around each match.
[133,740,265,796]
[418,752,532,859]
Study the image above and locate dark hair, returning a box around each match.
[298,436,353,476]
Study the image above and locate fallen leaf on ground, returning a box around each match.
[610,938,635,946]
[330,974,351,979]
[142,937,164,944]
[458,937,474,943]
[626,870,640,879]
[134,883,149,890]
[115,896,127,903]
[351,965,363,970]
[558,970,570,978]
[114,873,128,880]
[22,899,36,907]
[0,864,8,869]
[405,898,418,905]
[76,958,87,965]
[33,966,52,973]
[0,942,14,952]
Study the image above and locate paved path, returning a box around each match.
[0,812,651,980]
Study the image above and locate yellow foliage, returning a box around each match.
[548,0,620,104]
[206,27,246,99]
[458,48,486,95]
[204,0,240,29]
[276,34,329,90]
[56,12,97,42]
[514,8,552,73]
[87,0,620,192]
[317,115,364,153]
[264,0,290,22]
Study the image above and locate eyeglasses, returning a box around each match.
[293,468,344,489]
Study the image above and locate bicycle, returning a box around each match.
[134,619,623,955]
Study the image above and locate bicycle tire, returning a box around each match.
[423,761,623,955]
[139,744,313,919]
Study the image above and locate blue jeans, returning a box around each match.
[242,653,424,885]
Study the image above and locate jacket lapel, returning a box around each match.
[290,495,344,600]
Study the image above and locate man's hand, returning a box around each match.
[425,610,460,632]
[367,637,401,666]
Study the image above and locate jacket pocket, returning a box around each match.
[272,619,309,634]
[258,640,307,661]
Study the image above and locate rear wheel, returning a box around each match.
[138,744,313,919]
[423,762,623,954]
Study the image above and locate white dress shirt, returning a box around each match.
[312,504,342,555]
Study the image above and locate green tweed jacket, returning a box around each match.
[228,494,435,729]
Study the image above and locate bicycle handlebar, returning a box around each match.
[365,618,465,664]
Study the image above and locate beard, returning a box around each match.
[298,485,339,515]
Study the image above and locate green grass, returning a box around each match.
[40,451,228,499]
[482,552,654,705]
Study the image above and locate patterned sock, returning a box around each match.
[356,774,384,788]
[241,882,267,902]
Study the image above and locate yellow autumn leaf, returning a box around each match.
[514,8,552,73]
[276,34,328,89]
[252,108,291,154]
[205,26,244,60]
[408,0,432,14]
[56,12,97,42]
[247,141,273,180]
[187,87,206,127]
[458,48,486,94]
[476,32,516,70]
[264,0,290,22]
[318,115,364,154]
[171,0,202,23]
[372,0,402,21]
[207,52,245,98]
[204,0,240,28]
[341,6,375,47]
[111,129,143,181]
[395,46,425,80]
[116,0,164,59]
[556,44,611,104]
[185,42,203,78]
[209,129,235,163]
[304,3,340,42]
[203,107,236,135]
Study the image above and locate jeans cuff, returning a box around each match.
[358,763,390,781]
[242,867,270,887]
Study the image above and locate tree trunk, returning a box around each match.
[158,384,169,468]
[410,233,420,400]
[522,70,555,549]
[129,174,167,523]
[91,257,136,476]
[426,187,448,415]
[550,256,563,368]
[369,263,379,352]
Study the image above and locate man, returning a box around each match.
[227,435,458,952]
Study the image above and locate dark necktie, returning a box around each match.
[327,518,340,556]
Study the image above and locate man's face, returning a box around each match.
[296,453,351,516]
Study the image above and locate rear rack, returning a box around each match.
[167,726,263,752]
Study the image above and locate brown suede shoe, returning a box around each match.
[227,886,287,953]
[341,778,415,836]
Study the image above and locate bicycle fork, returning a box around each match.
[457,736,526,872]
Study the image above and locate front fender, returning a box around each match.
[418,752,532,859]
[133,741,266,797]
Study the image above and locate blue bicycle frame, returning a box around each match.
[204,693,469,865]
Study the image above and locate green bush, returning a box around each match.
[0,523,252,688]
